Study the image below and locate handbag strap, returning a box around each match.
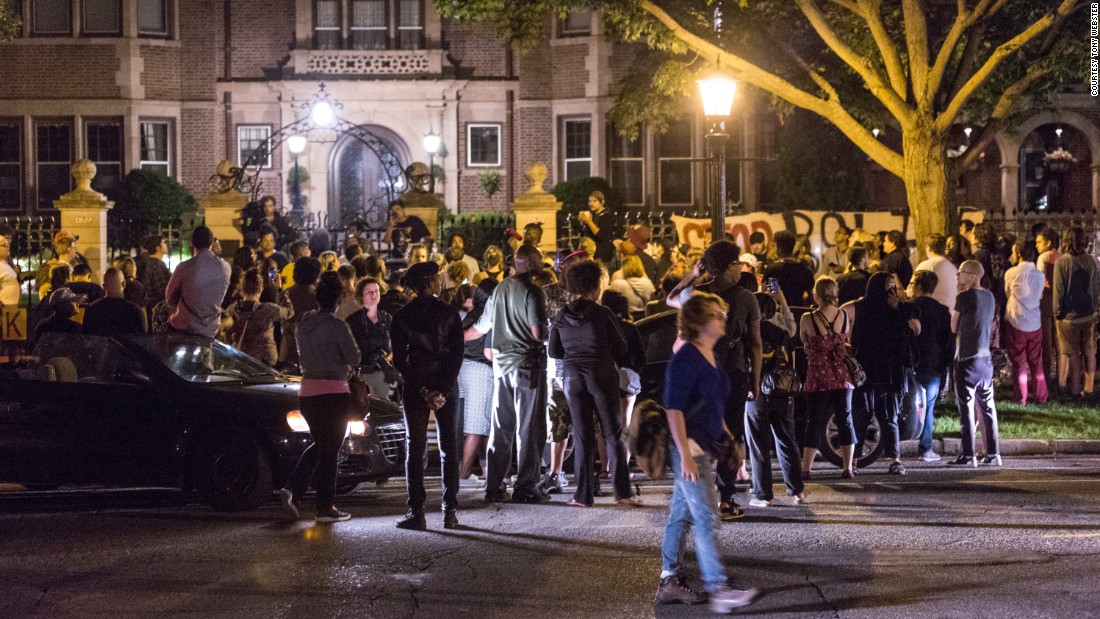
[234,311,253,349]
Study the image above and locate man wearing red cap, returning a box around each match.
[34,231,85,300]
[627,223,659,284]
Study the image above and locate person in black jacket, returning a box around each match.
[909,270,954,462]
[391,261,465,530]
[600,290,647,476]
[549,260,641,507]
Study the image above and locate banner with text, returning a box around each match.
[671,210,985,256]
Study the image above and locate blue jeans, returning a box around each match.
[917,374,942,454]
[661,448,727,593]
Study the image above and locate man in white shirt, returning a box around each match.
[0,231,20,307]
[911,233,957,310]
[1003,241,1048,404]
[817,226,851,277]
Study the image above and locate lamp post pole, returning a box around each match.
[287,135,307,215]
[696,75,737,244]
[423,133,442,194]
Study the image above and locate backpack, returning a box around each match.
[623,399,670,480]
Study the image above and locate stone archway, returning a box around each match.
[329,126,411,229]
[993,110,1100,215]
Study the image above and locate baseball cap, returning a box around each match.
[54,231,79,244]
[626,224,650,250]
[49,288,86,308]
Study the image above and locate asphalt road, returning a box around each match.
[1,457,1099,618]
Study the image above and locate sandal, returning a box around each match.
[615,496,644,507]
[566,499,591,507]
[840,469,854,479]
[888,461,907,476]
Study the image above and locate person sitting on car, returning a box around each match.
[33,288,85,344]
[83,268,146,337]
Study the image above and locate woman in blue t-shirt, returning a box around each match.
[655,292,759,612]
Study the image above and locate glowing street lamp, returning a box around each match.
[423,133,442,194]
[311,100,335,127]
[696,74,737,240]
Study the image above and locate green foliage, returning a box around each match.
[934,390,1100,440]
[775,111,869,213]
[0,3,20,42]
[476,169,502,197]
[549,176,622,216]
[107,169,198,248]
[286,165,309,187]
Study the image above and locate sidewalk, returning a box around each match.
[901,438,1100,457]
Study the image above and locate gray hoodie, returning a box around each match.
[296,310,360,380]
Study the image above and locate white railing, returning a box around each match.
[292,49,445,76]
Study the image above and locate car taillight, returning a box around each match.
[286,410,310,432]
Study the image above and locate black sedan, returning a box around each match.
[0,332,406,511]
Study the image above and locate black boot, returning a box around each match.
[442,509,458,530]
[396,510,426,530]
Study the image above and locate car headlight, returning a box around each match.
[286,410,310,433]
[347,420,369,436]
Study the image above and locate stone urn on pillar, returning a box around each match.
[53,159,113,278]
[510,162,561,255]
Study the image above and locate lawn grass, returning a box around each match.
[933,387,1100,440]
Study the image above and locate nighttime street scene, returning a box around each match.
[1,0,1099,616]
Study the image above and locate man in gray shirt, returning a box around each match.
[466,244,549,503]
[165,226,231,338]
[949,260,1000,467]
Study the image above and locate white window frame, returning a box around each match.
[139,119,172,176]
[561,117,592,181]
[656,118,695,207]
[395,0,423,50]
[466,123,501,168]
[608,123,645,206]
[137,0,170,37]
[349,0,388,50]
[237,125,273,169]
[34,118,74,211]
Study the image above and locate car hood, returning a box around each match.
[200,380,404,426]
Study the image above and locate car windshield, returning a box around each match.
[131,333,284,383]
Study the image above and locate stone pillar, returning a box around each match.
[53,160,113,278]
[202,160,247,257]
[1000,163,1020,218]
[511,163,561,255]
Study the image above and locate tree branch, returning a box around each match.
[902,0,931,103]
[955,63,1049,171]
[794,0,913,124]
[936,0,1077,132]
[639,0,905,175]
[860,0,909,98]
[826,0,862,12]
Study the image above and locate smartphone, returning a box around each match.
[268,268,278,283]
[767,278,779,295]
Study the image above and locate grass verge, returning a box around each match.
[933,388,1100,440]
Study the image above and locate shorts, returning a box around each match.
[1056,318,1097,357]
[547,374,571,443]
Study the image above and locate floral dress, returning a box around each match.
[803,309,853,392]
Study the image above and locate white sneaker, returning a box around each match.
[792,492,807,505]
[748,498,772,508]
[708,586,760,613]
[920,450,942,462]
[459,475,482,488]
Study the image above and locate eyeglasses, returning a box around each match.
[958,271,980,277]
[707,311,728,321]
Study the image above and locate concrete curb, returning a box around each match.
[901,438,1100,457]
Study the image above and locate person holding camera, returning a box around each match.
[391,261,465,530]
[225,268,293,366]
[346,277,394,399]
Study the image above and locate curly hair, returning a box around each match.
[565,260,602,296]
[700,241,740,278]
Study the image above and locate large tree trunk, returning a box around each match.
[902,123,957,259]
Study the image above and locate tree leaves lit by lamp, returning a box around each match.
[696,74,737,242]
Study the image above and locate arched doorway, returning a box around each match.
[1018,123,1093,214]
[329,125,411,229]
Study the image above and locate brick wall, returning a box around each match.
[550,44,588,100]
[443,20,509,79]
[517,41,552,100]
[0,45,120,99]
[228,0,295,79]
[516,106,553,196]
[141,46,181,101]
[180,0,221,100]
[458,172,509,212]
[181,107,223,201]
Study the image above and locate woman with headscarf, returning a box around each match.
[844,272,918,475]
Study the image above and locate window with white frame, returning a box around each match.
[36,119,73,210]
[314,0,423,50]
[0,119,22,211]
[561,118,591,181]
[139,120,171,176]
[137,0,170,37]
[559,9,591,36]
[467,124,501,167]
[33,0,71,35]
[85,118,123,194]
[608,123,645,205]
[237,125,272,169]
[83,0,121,35]
[657,117,694,206]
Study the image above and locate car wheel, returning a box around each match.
[819,414,886,469]
[192,426,274,512]
[335,481,362,495]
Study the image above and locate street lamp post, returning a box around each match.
[697,75,737,243]
[423,133,441,194]
[287,135,307,214]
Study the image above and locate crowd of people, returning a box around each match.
[12,192,1100,614]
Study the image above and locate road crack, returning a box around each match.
[806,574,841,619]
